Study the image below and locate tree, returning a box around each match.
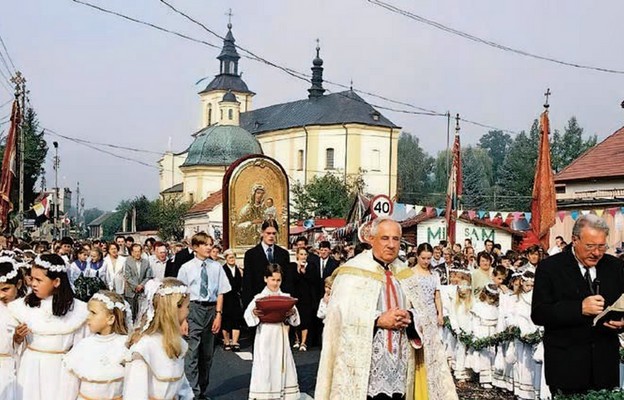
[478,130,512,178]
[291,172,360,220]
[551,117,597,172]
[397,132,434,204]
[153,197,192,240]
[496,120,540,210]
[100,196,159,240]
[461,146,494,209]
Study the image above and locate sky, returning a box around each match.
[2,0,624,211]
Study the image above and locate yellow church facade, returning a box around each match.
[158,23,400,225]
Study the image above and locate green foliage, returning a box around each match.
[100,196,158,240]
[443,316,542,351]
[461,146,493,209]
[153,197,193,241]
[478,130,512,178]
[495,120,540,211]
[554,389,624,400]
[396,132,435,204]
[551,116,598,172]
[291,172,361,220]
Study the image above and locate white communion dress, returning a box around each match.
[123,333,194,400]
[8,296,89,400]
[63,333,128,400]
[0,302,19,400]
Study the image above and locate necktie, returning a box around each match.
[321,259,326,277]
[584,267,594,295]
[200,261,209,298]
[267,246,274,263]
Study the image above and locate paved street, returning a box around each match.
[206,336,318,399]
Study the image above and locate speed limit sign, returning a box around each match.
[370,194,394,218]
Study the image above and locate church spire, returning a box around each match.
[308,39,325,99]
[218,18,240,76]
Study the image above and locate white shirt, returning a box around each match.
[573,248,597,281]
[150,258,167,281]
[177,257,231,302]
[260,242,274,262]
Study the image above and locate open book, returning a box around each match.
[593,294,624,326]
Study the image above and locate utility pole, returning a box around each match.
[75,181,80,237]
[53,141,59,240]
[10,72,26,238]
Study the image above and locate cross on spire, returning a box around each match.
[455,113,461,135]
[544,88,551,109]
[226,8,234,28]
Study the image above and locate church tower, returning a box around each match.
[198,21,254,127]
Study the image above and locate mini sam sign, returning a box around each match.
[222,155,289,252]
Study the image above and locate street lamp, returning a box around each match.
[53,141,59,239]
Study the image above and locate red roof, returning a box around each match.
[187,190,223,214]
[555,126,624,182]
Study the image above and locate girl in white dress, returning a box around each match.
[492,272,520,392]
[470,283,500,389]
[9,254,89,400]
[244,263,300,400]
[124,278,194,400]
[511,271,541,400]
[0,258,27,400]
[63,290,131,400]
[449,277,473,381]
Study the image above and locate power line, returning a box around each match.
[0,33,17,73]
[368,0,624,75]
[44,127,164,155]
[0,98,12,109]
[42,127,160,170]
[70,0,517,134]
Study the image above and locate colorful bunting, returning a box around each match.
[581,210,590,216]
[557,211,566,222]
[570,211,579,220]
[501,212,510,221]
[595,209,604,217]
[489,211,498,220]
[525,212,532,223]
[468,210,477,220]
[477,211,487,219]
[608,208,618,218]
[425,206,433,215]
[435,208,444,217]
[513,212,522,221]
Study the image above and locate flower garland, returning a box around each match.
[443,316,543,351]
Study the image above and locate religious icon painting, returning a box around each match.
[223,155,289,252]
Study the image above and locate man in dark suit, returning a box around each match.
[532,214,624,395]
[165,240,194,278]
[308,240,339,346]
[242,220,292,308]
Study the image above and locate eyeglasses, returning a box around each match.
[582,243,609,252]
[265,231,277,235]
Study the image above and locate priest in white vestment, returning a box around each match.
[315,218,425,400]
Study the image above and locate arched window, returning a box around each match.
[207,104,212,125]
[326,148,335,170]
[297,150,304,170]
[228,109,233,120]
[229,62,236,74]
[220,109,224,120]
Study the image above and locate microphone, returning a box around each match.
[594,278,601,296]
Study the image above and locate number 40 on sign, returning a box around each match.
[370,194,394,218]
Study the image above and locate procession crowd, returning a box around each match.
[0,215,623,399]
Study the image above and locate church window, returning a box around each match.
[325,148,335,170]
[207,104,212,125]
[220,109,224,120]
[297,150,304,171]
[228,109,233,120]
[372,149,381,171]
[229,62,236,74]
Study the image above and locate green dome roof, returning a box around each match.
[181,124,262,167]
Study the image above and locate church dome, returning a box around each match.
[181,125,262,167]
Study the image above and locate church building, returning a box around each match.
[158,22,401,236]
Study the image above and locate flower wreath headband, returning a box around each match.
[0,256,19,283]
[91,293,134,333]
[140,279,189,333]
[34,255,67,273]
